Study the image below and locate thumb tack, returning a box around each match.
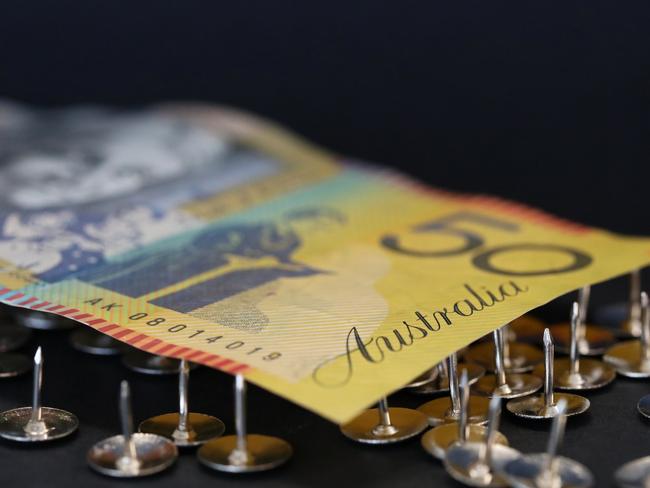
[472,327,542,399]
[421,369,508,461]
[87,381,178,477]
[499,398,594,488]
[417,353,490,426]
[549,286,614,356]
[444,394,521,487]
[466,323,543,373]
[198,374,292,472]
[541,302,615,390]
[507,329,589,419]
[604,291,650,378]
[0,347,78,441]
[340,394,428,444]
[139,359,225,446]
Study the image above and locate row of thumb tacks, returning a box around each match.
[338,282,650,487]
[0,345,292,476]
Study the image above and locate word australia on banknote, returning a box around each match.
[0,100,648,423]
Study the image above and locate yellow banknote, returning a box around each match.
[0,100,648,423]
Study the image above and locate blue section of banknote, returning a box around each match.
[0,101,281,282]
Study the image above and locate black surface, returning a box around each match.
[1,2,650,486]
[1,274,649,487]
[1,1,649,234]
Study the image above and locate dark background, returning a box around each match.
[1,1,649,233]
[1,2,650,487]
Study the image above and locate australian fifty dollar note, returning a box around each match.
[0,99,648,423]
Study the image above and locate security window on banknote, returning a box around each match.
[0,100,648,423]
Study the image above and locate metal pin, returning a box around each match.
[122,349,195,375]
[544,329,555,409]
[70,327,123,356]
[25,347,46,436]
[232,374,248,463]
[87,381,177,477]
[498,399,594,488]
[620,269,643,338]
[482,396,502,469]
[198,373,293,472]
[494,329,508,387]
[417,354,489,426]
[179,360,190,433]
[551,302,615,390]
[550,286,614,356]
[508,329,589,419]
[447,353,469,418]
[576,286,592,352]
[139,359,224,446]
[605,291,650,378]
[444,393,521,486]
[119,381,139,473]
[465,324,544,373]
[577,286,590,332]
[473,327,542,399]
[542,399,567,485]
[642,292,650,363]
[569,303,581,378]
[459,369,470,443]
[375,397,396,436]
[0,347,78,442]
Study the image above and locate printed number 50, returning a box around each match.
[380,211,592,276]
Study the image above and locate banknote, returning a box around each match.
[0,100,649,423]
